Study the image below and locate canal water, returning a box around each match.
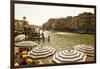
[34,30,95,64]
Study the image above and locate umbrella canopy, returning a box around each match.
[53,49,87,63]
[15,34,25,42]
[28,46,56,59]
[15,41,37,47]
[74,44,94,56]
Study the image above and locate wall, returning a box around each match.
[0,0,100,69]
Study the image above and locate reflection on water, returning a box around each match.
[39,30,94,51]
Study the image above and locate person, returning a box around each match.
[48,35,50,43]
[27,27,32,40]
[26,58,33,65]
[19,57,27,65]
[31,29,35,41]
[23,27,27,40]
[42,32,45,43]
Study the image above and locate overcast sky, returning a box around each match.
[15,4,94,26]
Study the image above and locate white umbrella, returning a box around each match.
[53,49,87,63]
[74,44,94,56]
[15,41,37,47]
[28,46,56,59]
[15,34,25,42]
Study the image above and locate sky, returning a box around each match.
[15,4,94,26]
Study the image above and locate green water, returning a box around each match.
[34,31,95,64]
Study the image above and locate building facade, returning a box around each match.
[73,12,95,33]
[43,12,95,33]
[15,19,29,32]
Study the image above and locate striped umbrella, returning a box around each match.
[74,44,94,56]
[28,46,56,59]
[53,49,87,63]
